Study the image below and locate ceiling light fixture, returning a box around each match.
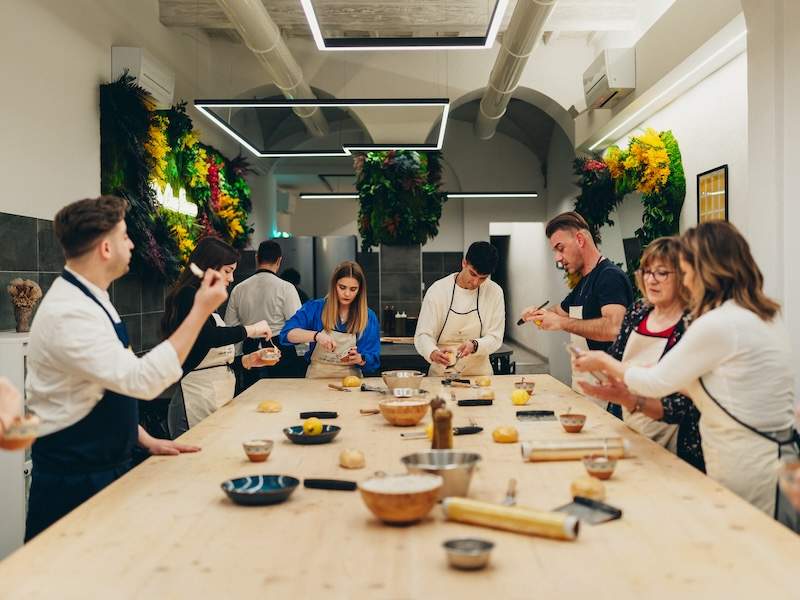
[447,192,539,199]
[299,193,359,200]
[194,98,449,158]
[299,0,509,51]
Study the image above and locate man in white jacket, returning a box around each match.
[414,242,505,376]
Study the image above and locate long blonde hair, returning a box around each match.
[635,236,691,307]
[680,221,779,321]
[322,261,369,335]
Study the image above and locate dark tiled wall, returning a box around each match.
[422,251,464,294]
[0,211,166,353]
[379,244,422,320]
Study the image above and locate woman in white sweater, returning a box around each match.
[575,221,798,526]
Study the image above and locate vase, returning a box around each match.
[14,306,33,333]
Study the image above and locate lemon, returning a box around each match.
[534,319,543,327]
[511,389,530,406]
[256,400,282,413]
[476,376,492,387]
[303,417,324,436]
[492,426,519,443]
[425,423,434,440]
[342,375,362,388]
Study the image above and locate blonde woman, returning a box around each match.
[575,222,797,525]
[280,261,380,378]
[579,237,704,472]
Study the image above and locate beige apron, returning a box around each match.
[685,378,799,518]
[428,276,492,377]
[619,329,679,453]
[181,314,236,428]
[568,305,607,409]
[306,329,361,379]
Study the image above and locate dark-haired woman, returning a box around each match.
[163,238,273,437]
[575,222,797,526]
[280,261,380,378]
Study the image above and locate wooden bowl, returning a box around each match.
[559,413,586,433]
[359,474,443,524]
[378,399,429,427]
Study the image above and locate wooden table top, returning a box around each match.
[3,375,799,599]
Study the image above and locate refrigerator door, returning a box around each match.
[274,236,315,302]
[313,236,358,297]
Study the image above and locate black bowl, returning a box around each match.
[283,424,341,445]
[221,475,300,506]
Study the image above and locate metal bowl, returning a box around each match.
[401,450,481,499]
[443,538,494,570]
[382,370,425,391]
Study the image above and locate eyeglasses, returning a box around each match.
[638,269,674,282]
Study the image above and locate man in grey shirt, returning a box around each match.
[225,240,303,385]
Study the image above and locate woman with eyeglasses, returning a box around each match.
[576,237,704,472]
[575,222,797,527]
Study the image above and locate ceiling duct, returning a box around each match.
[474,0,556,140]
[216,0,328,137]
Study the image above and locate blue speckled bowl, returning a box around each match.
[221,475,300,506]
[283,425,341,445]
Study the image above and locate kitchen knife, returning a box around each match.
[299,411,338,419]
[401,426,483,439]
[457,399,493,407]
[303,479,357,491]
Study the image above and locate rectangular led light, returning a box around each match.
[447,192,539,198]
[300,0,509,51]
[299,193,359,200]
[194,98,450,158]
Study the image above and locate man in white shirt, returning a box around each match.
[25,196,228,540]
[225,240,303,385]
[415,242,505,376]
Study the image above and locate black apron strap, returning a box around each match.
[435,274,483,343]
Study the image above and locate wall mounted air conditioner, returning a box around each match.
[111,47,175,109]
[582,48,635,110]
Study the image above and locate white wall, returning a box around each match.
[0,0,238,220]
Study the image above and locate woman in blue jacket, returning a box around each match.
[281,261,380,378]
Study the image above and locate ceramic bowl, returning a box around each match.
[220,475,299,506]
[382,370,425,391]
[582,454,617,480]
[242,439,274,462]
[514,381,536,395]
[559,413,587,433]
[283,425,341,445]
[257,348,281,366]
[401,451,481,499]
[359,473,443,524]
[443,538,494,570]
[378,399,429,427]
[0,415,40,451]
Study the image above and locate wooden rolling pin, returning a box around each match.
[520,437,631,462]
[442,497,579,541]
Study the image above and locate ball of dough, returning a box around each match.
[342,375,362,388]
[339,449,365,469]
[570,475,606,501]
[492,426,519,443]
[476,376,492,387]
[478,388,495,400]
[256,400,282,413]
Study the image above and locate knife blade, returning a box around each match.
[457,399,493,407]
[401,426,483,439]
[299,411,338,419]
[517,300,550,326]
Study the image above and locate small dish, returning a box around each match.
[514,381,536,395]
[443,538,494,570]
[559,413,586,433]
[283,424,341,445]
[257,348,280,366]
[220,475,300,506]
[582,454,617,480]
[0,414,40,450]
[242,439,274,462]
[382,370,425,391]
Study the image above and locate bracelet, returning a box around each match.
[313,330,321,342]
[631,396,645,414]
[471,339,479,353]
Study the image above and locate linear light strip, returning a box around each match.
[194,99,450,158]
[299,194,359,200]
[298,192,539,200]
[588,30,747,151]
[299,0,509,51]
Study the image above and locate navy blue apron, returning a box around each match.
[25,270,139,541]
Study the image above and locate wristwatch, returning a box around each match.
[631,396,645,413]
[471,339,479,353]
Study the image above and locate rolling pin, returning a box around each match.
[520,437,631,462]
[442,497,579,541]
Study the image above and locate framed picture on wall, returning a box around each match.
[697,164,728,223]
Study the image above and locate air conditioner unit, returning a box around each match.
[582,48,635,110]
[111,47,175,109]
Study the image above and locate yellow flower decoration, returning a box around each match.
[603,146,625,179]
[144,115,170,190]
[171,223,196,263]
[190,147,209,188]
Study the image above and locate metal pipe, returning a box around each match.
[474,0,556,140]
[216,0,329,136]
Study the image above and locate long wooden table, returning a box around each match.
[3,375,799,598]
